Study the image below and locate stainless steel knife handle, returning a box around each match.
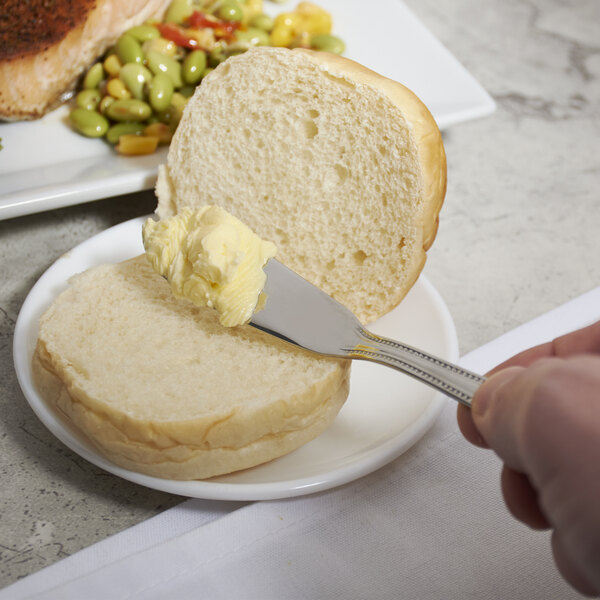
[346,328,486,407]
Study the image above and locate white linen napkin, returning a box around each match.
[5,286,599,600]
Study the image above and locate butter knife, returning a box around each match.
[251,259,485,407]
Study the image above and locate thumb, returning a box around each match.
[470,366,529,471]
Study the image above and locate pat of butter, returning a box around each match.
[142,206,277,327]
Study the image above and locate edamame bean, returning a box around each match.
[76,89,101,110]
[235,27,270,46]
[182,50,207,85]
[165,0,193,24]
[119,63,152,99]
[310,33,345,55]
[69,108,109,137]
[116,33,144,65]
[126,24,160,42]
[148,72,174,112]
[171,92,188,111]
[83,62,104,89]
[249,13,274,32]
[106,122,146,144]
[156,92,187,126]
[106,99,152,122]
[240,0,263,24]
[218,1,243,22]
[146,50,183,88]
[99,95,114,114]
[142,37,177,57]
[208,47,226,68]
[156,105,176,126]
[178,85,196,97]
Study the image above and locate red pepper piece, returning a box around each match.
[188,11,240,38]
[156,23,200,49]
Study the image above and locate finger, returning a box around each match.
[456,403,489,448]
[552,532,599,597]
[489,320,600,374]
[474,355,600,476]
[470,366,528,470]
[554,320,600,355]
[500,465,549,530]
[487,342,554,374]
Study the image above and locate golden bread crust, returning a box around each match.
[297,49,446,253]
[32,256,351,480]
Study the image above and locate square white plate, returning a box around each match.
[0,0,495,220]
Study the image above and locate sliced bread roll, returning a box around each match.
[33,255,350,480]
[157,46,446,324]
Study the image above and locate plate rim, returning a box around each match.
[13,216,457,501]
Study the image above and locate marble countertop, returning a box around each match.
[1,0,598,589]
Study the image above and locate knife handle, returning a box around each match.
[347,328,486,407]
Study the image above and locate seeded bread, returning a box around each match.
[33,256,350,480]
[156,46,446,324]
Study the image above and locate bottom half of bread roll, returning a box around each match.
[32,255,351,480]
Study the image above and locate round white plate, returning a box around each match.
[13,216,458,501]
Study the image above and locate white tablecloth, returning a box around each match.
[5,286,599,600]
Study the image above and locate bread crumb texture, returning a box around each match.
[33,256,350,479]
[157,47,446,323]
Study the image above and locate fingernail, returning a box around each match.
[472,381,492,417]
[472,368,522,417]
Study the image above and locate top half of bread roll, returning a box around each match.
[156,47,446,324]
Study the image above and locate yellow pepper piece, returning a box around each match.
[269,2,332,47]
[116,134,159,155]
[103,54,122,77]
[295,2,332,34]
[144,122,174,145]
[270,20,295,47]
[106,78,132,99]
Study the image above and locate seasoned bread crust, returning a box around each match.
[157,47,446,324]
[0,0,96,62]
[0,0,171,120]
[33,256,351,480]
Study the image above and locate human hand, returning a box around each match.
[458,321,600,596]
